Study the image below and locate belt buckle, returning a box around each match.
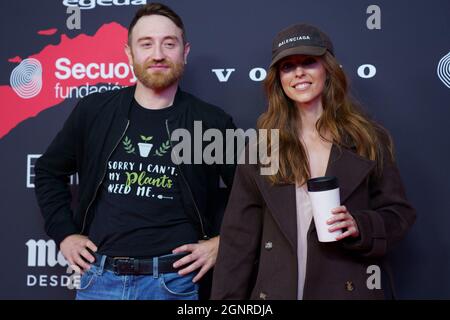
[113,257,136,275]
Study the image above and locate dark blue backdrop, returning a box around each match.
[0,0,449,299]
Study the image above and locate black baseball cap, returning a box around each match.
[270,23,334,67]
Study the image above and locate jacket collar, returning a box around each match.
[254,144,375,252]
[325,144,375,203]
[117,85,136,118]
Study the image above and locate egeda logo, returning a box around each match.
[437,52,450,89]
[62,0,146,10]
[10,58,43,99]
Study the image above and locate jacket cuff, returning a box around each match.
[47,221,80,249]
[341,209,387,257]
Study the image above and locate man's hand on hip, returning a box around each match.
[60,234,98,274]
[171,236,220,282]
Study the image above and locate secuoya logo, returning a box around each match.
[437,51,450,89]
[10,58,43,99]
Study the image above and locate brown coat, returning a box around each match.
[211,143,416,300]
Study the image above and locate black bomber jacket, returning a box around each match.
[35,85,237,247]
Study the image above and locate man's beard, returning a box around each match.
[133,58,184,91]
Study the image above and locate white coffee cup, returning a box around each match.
[307,176,342,242]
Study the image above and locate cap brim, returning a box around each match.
[270,46,327,67]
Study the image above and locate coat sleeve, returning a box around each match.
[34,100,84,247]
[342,145,416,258]
[211,162,263,299]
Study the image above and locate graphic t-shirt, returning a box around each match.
[88,98,198,257]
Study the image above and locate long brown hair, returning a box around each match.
[257,51,394,185]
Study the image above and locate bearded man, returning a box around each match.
[35,3,236,300]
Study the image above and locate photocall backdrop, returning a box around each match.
[1,0,449,299]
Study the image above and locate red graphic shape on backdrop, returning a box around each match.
[38,28,58,36]
[8,56,22,63]
[0,22,130,139]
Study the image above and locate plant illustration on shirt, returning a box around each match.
[137,135,153,157]
[122,136,136,155]
[123,135,170,158]
[154,140,170,156]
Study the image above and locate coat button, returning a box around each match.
[264,242,273,250]
[345,281,354,292]
[259,292,268,300]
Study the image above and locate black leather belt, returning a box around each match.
[94,252,188,275]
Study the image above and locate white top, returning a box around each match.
[295,184,313,300]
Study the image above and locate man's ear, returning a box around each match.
[183,42,191,64]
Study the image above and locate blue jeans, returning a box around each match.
[75,253,199,300]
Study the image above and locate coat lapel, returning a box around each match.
[254,176,298,252]
[254,143,375,252]
[325,144,375,204]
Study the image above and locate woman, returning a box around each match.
[211,23,416,300]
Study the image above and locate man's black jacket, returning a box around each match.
[35,85,237,247]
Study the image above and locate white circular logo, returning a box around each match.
[10,58,43,99]
[437,51,450,89]
[357,64,376,79]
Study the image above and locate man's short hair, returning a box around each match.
[128,3,186,45]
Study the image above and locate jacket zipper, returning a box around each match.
[80,120,130,234]
[165,119,209,240]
